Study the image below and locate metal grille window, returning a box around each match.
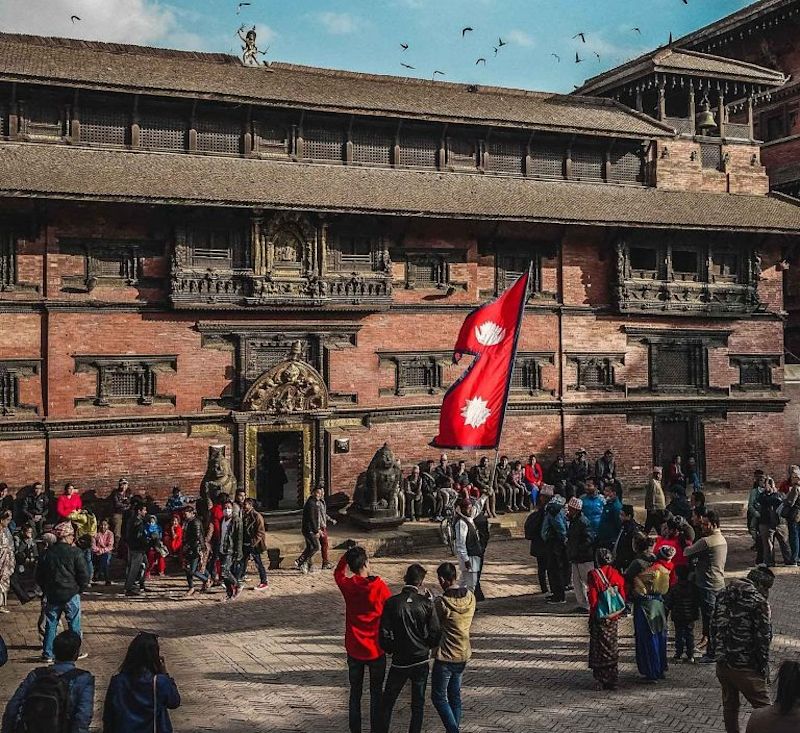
[570,145,604,181]
[254,119,290,156]
[23,99,63,139]
[303,125,344,162]
[700,143,722,171]
[80,107,128,146]
[351,128,393,166]
[139,112,186,151]
[196,116,241,155]
[529,141,564,178]
[0,230,15,289]
[399,131,438,168]
[655,346,692,387]
[609,147,643,184]
[486,137,524,175]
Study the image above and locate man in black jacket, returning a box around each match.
[36,522,90,662]
[219,499,243,600]
[379,563,441,733]
[123,501,149,596]
[21,482,50,536]
[294,485,335,573]
[613,504,642,574]
[182,504,209,597]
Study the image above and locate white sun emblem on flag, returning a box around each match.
[474,321,506,347]
[461,396,492,429]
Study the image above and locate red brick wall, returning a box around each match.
[0,440,46,492]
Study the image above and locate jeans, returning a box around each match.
[716,662,770,733]
[700,587,718,658]
[82,548,94,582]
[787,521,799,564]
[220,553,239,597]
[42,594,81,659]
[431,660,466,733]
[380,662,429,733]
[125,550,146,592]
[94,552,112,582]
[347,654,385,733]
[185,556,209,589]
[240,546,268,584]
[674,623,695,658]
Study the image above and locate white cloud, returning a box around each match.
[316,11,360,35]
[0,0,186,46]
[505,29,535,48]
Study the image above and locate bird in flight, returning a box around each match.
[462,27,473,37]
[236,2,251,14]
[551,53,561,62]
[433,70,445,78]
[401,63,415,69]
[498,37,507,47]
[575,52,583,63]
[681,0,688,4]
[400,42,409,50]
[594,51,601,60]
[573,32,586,43]
[476,58,486,65]
[632,27,641,34]
[70,14,80,22]
[493,46,499,56]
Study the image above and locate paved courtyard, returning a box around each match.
[1,531,798,733]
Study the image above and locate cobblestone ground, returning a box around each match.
[1,529,798,733]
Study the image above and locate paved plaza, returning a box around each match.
[1,531,797,733]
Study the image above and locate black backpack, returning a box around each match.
[16,667,84,733]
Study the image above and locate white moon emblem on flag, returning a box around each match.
[461,396,492,429]
[474,321,506,347]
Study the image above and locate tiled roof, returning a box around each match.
[1,143,799,233]
[578,48,786,95]
[0,33,672,138]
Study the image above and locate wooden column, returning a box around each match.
[243,105,252,156]
[131,95,141,148]
[688,83,696,136]
[8,83,18,140]
[657,79,666,121]
[188,101,198,152]
[747,95,754,141]
[70,90,80,144]
[717,89,726,138]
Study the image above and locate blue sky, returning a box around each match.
[1,0,756,92]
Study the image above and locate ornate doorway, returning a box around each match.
[653,414,704,477]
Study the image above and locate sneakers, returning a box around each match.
[125,589,140,597]
[292,559,303,571]
[699,655,716,665]
[672,653,683,662]
[255,582,269,590]
[77,652,88,660]
[546,597,566,605]
[321,562,334,570]
[300,562,310,575]
[687,656,697,664]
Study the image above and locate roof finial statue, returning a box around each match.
[237,24,268,67]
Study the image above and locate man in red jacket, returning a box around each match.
[335,542,392,733]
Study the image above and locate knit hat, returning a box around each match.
[747,564,775,596]
[657,545,677,560]
[539,484,555,498]
[54,521,74,539]
[567,497,583,511]
[40,532,57,546]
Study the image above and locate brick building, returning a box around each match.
[0,27,799,516]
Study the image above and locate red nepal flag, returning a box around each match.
[432,270,529,450]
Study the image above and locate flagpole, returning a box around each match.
[487,261,533,512]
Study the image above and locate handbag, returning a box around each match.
[594,568,625,620]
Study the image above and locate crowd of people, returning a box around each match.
[0,448,800,733]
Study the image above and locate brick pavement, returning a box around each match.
[0,530,798,733]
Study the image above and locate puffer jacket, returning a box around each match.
[434,588,476,663]
[541,498,567,544]
[379,586,441,667]
[35,541,90,604]
[566,513,593,564]
[524,509,548,556]
[580,494,605,539]
[714,578,772,677]
[665,579,700,625]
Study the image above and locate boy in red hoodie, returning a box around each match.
[335,542,392,733]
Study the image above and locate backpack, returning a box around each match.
[593,568,626,621]
[16,667,84,733]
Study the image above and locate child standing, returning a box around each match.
[145,515,166,577]
[92,518,115,585]
[665,564,700,663]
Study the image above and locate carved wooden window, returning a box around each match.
[21,96,65,140]
[58,238,161,291]
[74,356,177,407]
[496,252,542,295]
[190,230,235,269]
[80,106,128,147]
[510,354,551,395]
[486,136,524,175]
[0,230,15,290]
[406,254,449,289]
[0,361,38,416]
[139,109,186,151]
[568,354,623,391]
[628,247,659,279]
[254,118,291,157]
[196,114,241,155]
[399,128,438,168]
[379,352,445,396]
[609,146,643,184]
[0,102,7,138]
[529,140,565,178]
[670,248,700,282]
[330,234,373,271]
[655,345,695,387]
[446,136,478,171]
[570,144,604,181]
[700,143,722,171]
[303,123,344,162]
[351,127,393,166]
[709,250,739,283]
[731,356,779,391]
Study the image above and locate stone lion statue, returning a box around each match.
[200,444,237,500]
[354,443,402,515]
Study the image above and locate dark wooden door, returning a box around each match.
[653,418,690,475]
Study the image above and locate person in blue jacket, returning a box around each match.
[542,495,568,605]
[597,483,623,549]
[579,478,606,541]
[103,632,181,733]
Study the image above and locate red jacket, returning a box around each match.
[587,564,626,615]
[334,555,392,661]
[164,524,183,555]
[55,493,83,520]
[524,462,543,487]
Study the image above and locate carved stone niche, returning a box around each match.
[241,341,330,415]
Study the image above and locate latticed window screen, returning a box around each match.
[404,362,432,388]
[399,132,438,168]
[655,347,692,386]
[570,145,605,180]
[0,104,7,137]
[352,128,393,166]
[0,231,15,288]
[487,138,524,175]
[24,100,63,139]
[0,368,17,412]
[108,370,140,398]
[93,256,123,277]
[100,365,156,404]
[529,141,564,178]
[303,125,344,161]
[700,143,722,171]
[497,254,536,291]
[139,112,186,151]
[739,361,771,386]
[609,147,643,183]
[80,107,128,146]
[254,120,290,156]
[196,116,241,155]
[510,359,540,392]
[578,361,610,389]
[407,258,446,287]
[447,137,477,168]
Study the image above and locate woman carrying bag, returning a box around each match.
[587,547,627,690]
[103,632,181,733]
